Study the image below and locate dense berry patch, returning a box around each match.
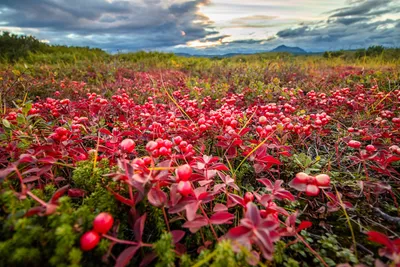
[0,58,399,266]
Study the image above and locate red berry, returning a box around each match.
[315,174,330,187]
[55,127,68,136]
[305,184,320,196]
[142,156,152,165]
[179,141,188,148]
[176,164,192,181]
[120,139,136,153]
[146,141,158,152]
[177,181,192,196]
[366,145,376,152]
[80,231,100,251]
[173,136,183,145]
[93,212,114,234]
[244,192,254,203]
[348,140,361,149]
[258,116,267,125]
[132,158,145,167]
[260,210,268,218]
[159,146,168,156]
[164,140,173,149]
[295,172,309,183]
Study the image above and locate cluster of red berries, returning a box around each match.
[5,111,17,122]
[173,136,195,156]
[49,127,70,142]
[289,172,331,196]
[132,156,153,167]
[176,164,193,196]
[146,138,173,157]
[80,212,114,251]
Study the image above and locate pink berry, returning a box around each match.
[120,139,136,153]
[93,212,114,234]
[80,231,100,251]
[176,164,192,181]
[177,181,192,196]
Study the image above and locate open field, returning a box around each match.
[1,52,400,266]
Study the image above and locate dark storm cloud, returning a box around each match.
[276,0,400,51]
[0,0,216,51]
[329,16,369,25]
[276,26,308,38]
[328,0,392,17]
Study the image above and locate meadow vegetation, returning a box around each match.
[0,32,399,266]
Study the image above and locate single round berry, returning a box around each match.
[146,141,158,152]
[80,230,100,251]
[348,140,361,149]
[177,181,192,196]
[366,145,376,152]
[142,156,152,165]
[176,164,192,181]
[120,139,136,153]
[315,174,330,187]
[244,192,254,203]
[305,184,320,196]
[260,210,268,219]
[132,158,145,167]
[295,172,310,183]
[93,212,114,234]
[159,146,168,156]
[258,116,267,125]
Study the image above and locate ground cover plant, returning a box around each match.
[0,45,400,266]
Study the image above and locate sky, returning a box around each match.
[0,0,399,54]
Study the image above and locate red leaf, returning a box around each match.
[99,128,112,136]
[19,154,37,163]
[297,221,312,232]
[213,203,228,212]
[185,201,200,221]
[68,188,86,198]
[288,177,307,192]
[23,176,40,183]
[134,214,146,242]
[245,202,261,226]
[37,156,56,165]
[49,185,70,204]
[170,230,185,244]
[25,206,44,217]
[139,252,157,267]
[107,188,134,206]
[211,163,229,171]
[227,225,251,239]
[147,187,167,207]
[210,211,234,225]
[258,179,273,190]
[367,231,394,250]
[115,246,140,267]
[228,194,244,208]
[0,166,15,180]
[257,155,281,165]
[182,216,208,229]
[386,156,400,165]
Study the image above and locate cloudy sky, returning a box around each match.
[0,0,399,54]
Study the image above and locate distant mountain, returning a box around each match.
[270,45,307,54]
[174,45,308,58]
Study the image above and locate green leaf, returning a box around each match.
[16,114,25,124]
[22,102,32,115]
[2,119,11,128]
